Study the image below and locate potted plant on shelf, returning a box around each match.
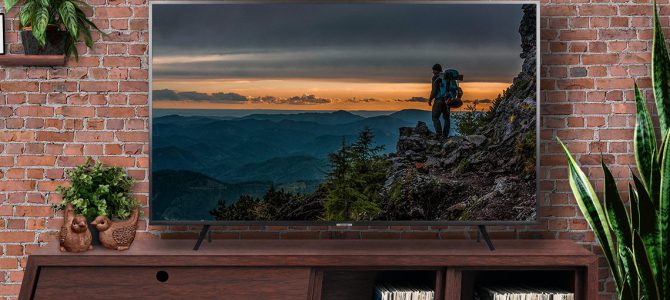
[3,0,103,59]
[558,4,669,300]
[56,159,138,245]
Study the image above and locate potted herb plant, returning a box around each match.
[3,0,103,59]
[558,4,669,300]
[56,159,138,244]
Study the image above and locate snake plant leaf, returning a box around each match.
[635,84,659,194]
[628,183,642,299]
[4,0,20,14]
[652,1,670,138]
[558,138,622,290]
[633,173,662,291]
[620,281,636,300]
[659,130,670,298]
[32,6,50,47]
[603,162,637,299]
[630,183,640,233]
[633,230,661,300]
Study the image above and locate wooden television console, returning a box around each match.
[20,239,597,300]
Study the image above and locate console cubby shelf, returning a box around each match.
[20,239,597,300]
[0,55,66,66]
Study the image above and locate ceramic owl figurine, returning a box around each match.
[59,203,93,252]
[91,207,139,251]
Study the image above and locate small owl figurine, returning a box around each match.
[59,204,93,252]
[91,207,139,251]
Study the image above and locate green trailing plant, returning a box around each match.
[3,0,104,59]
[557,4,669,300]
[56,159,137,221]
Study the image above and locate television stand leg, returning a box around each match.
[193,225,212,251]
[476,225,495,251]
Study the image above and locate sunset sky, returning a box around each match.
[151,3,524,111]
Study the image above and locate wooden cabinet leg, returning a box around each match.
[445,268,462,300]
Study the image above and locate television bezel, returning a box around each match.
[148,0,542,226]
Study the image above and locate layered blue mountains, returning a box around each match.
[151,109,458,221]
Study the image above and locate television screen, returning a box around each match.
[150,1,539,224]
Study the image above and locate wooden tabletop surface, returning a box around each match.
[33,239,593,257]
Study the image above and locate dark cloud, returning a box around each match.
[153,89,247,103]
[152,3,529,83]
[397,97,429,103]
[249,94,331,105]
[345,98,378,103]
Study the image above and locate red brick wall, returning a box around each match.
[0,0,664,298]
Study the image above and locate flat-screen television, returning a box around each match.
[149,1,540,225]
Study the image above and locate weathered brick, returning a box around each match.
[96,7,133,18]
[75,131,115,142]
[15,206,53,217]
[595,78,634,89]
[0,130,35,142]
[116,132,148,142]
[0,232,35,243]
[14,106,54,117]
[0,180,36,191]
[582,54,618,65]
[58,106,96,118]
[104,56,141,67]
[80,81,118,92]
[36,132,74,142]
[1,81,39,92]
[16,156,56,166]
[98,107,135,118]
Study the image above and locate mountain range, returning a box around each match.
[151,109,459,220]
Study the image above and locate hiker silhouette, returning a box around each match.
[429,63,450,138]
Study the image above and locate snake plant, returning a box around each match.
[3,0,103,59]
[557,3,670,300]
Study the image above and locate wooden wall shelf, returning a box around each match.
[0,55,66,66]
[19,239,598,300]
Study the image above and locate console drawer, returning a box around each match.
[33,267,311,300]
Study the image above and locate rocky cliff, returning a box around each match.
[380,4,537,221]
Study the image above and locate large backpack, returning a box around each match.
[442,69,462,98]
[437,69,464,108]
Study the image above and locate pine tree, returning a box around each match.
[323,128,390,221]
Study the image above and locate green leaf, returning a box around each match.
[55,159,136,220]
[65,38,79,62]
[58,1,79,39]
[31,6,50,47]
[557,138,622,290]
[659,130,670,299]
[603,162,637,299]
[19,1,35,28]
[620,282,636,300]
[652,1,670,138]
[4,0,20,13]
[633,173,662,291]
[630,184,640,233]
[635,84,659,194]
[633,231,661,300]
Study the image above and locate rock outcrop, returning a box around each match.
[379,4,537,221]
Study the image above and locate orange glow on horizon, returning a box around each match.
[152,79,510,112]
